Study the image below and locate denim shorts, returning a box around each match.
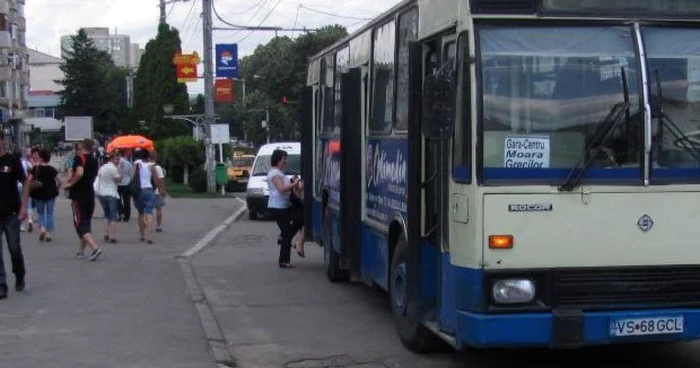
[98,196,119,222]
[135,188,156,215]
[156,194,165,209]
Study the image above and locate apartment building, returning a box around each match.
[60,27,140,69]
[0,0,30,149]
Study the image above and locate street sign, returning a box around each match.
[214,79,234,103]
[64,116,93,141]
[211,123,230,144]
[215,44,238,78]
[173,51,200,83]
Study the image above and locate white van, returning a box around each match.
[245,142,301,220]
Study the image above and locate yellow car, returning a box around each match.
[226,153,255,192]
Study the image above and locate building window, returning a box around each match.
[0,82,7,98]
[0,14,7,31]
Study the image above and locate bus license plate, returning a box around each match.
[610,316,684,337]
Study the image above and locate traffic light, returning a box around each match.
[281,95,288,105]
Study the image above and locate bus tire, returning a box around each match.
[248,211,257,220]
[390,235,442,353]
[324,208,349,283]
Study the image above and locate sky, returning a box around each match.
[25,0,401,95]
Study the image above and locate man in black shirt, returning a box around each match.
[0,133,29,299]
[63,138,103,261]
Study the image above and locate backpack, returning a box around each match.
[129,163,142,198]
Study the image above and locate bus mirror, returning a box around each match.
[421,72,455,140]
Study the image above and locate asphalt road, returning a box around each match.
[193,199,700,368]
[0,196,243,368]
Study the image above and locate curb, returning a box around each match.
[179,198,247,259]
[178,197,247,368]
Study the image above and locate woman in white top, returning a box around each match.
[267,149,301,268]
[96,151,122,243]
[132,149,161,244]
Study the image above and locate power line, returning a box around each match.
[211,0,315,37]
[211,0,269,31]
[237,0,284,42]
[224,0,267,15]
[299,4,373,21]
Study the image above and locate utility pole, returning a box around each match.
[159,0,166,23]
[265,108,270,144]
[202,0,216,193]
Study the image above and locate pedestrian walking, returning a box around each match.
[0,133,29,299]
[266,149,301,268]
[150,151,167,232]
[132,149,162,244]
[26,148,60,242]
[19,148,34,232]
[95,151,121,243]
[63,138,103,261]
[117,149,133,222]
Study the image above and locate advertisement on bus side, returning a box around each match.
[366,139,408,224]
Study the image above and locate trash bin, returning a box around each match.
[215,163,228,186]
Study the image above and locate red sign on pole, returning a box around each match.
[215,79,234,103]
[172,51,200,83]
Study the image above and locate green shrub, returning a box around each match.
[188,168,207,193]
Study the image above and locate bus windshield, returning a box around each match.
[251,154,302,176]
[479,26,642,183]
[645,27,700,179]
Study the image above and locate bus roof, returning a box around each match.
[308,0,416,62]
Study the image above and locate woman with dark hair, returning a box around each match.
[267,149,301,268]
[26,148,60,242]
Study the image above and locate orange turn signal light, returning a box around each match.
[489,235,513,249]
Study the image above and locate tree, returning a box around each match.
[56,29,128,135]
[192,94,205,114]
[225,25,348,144]
[130,23,191,139]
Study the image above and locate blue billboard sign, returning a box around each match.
[215,44,239,78]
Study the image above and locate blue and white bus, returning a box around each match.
[300,0,700,352]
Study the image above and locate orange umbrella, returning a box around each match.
[106,135,155,152]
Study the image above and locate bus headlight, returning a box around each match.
[492,279,536,304]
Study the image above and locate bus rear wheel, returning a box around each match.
[390,235,443,353]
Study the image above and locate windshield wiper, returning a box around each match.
[652,71,700,163]
[559,67,631,192]
[558,101,629,191]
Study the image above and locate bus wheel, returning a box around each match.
[390,235,442,353]
[324,209,349,283]
[248,211,257,220]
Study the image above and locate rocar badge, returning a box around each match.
[508,204,553,212]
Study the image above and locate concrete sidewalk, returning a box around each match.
[191,217,462,368]
[191,214,700,368]
[0,196,243,368]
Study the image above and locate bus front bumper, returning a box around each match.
[456,308,700,348]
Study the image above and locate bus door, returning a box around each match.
[340,67,363,278]
[422,34,457,332]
